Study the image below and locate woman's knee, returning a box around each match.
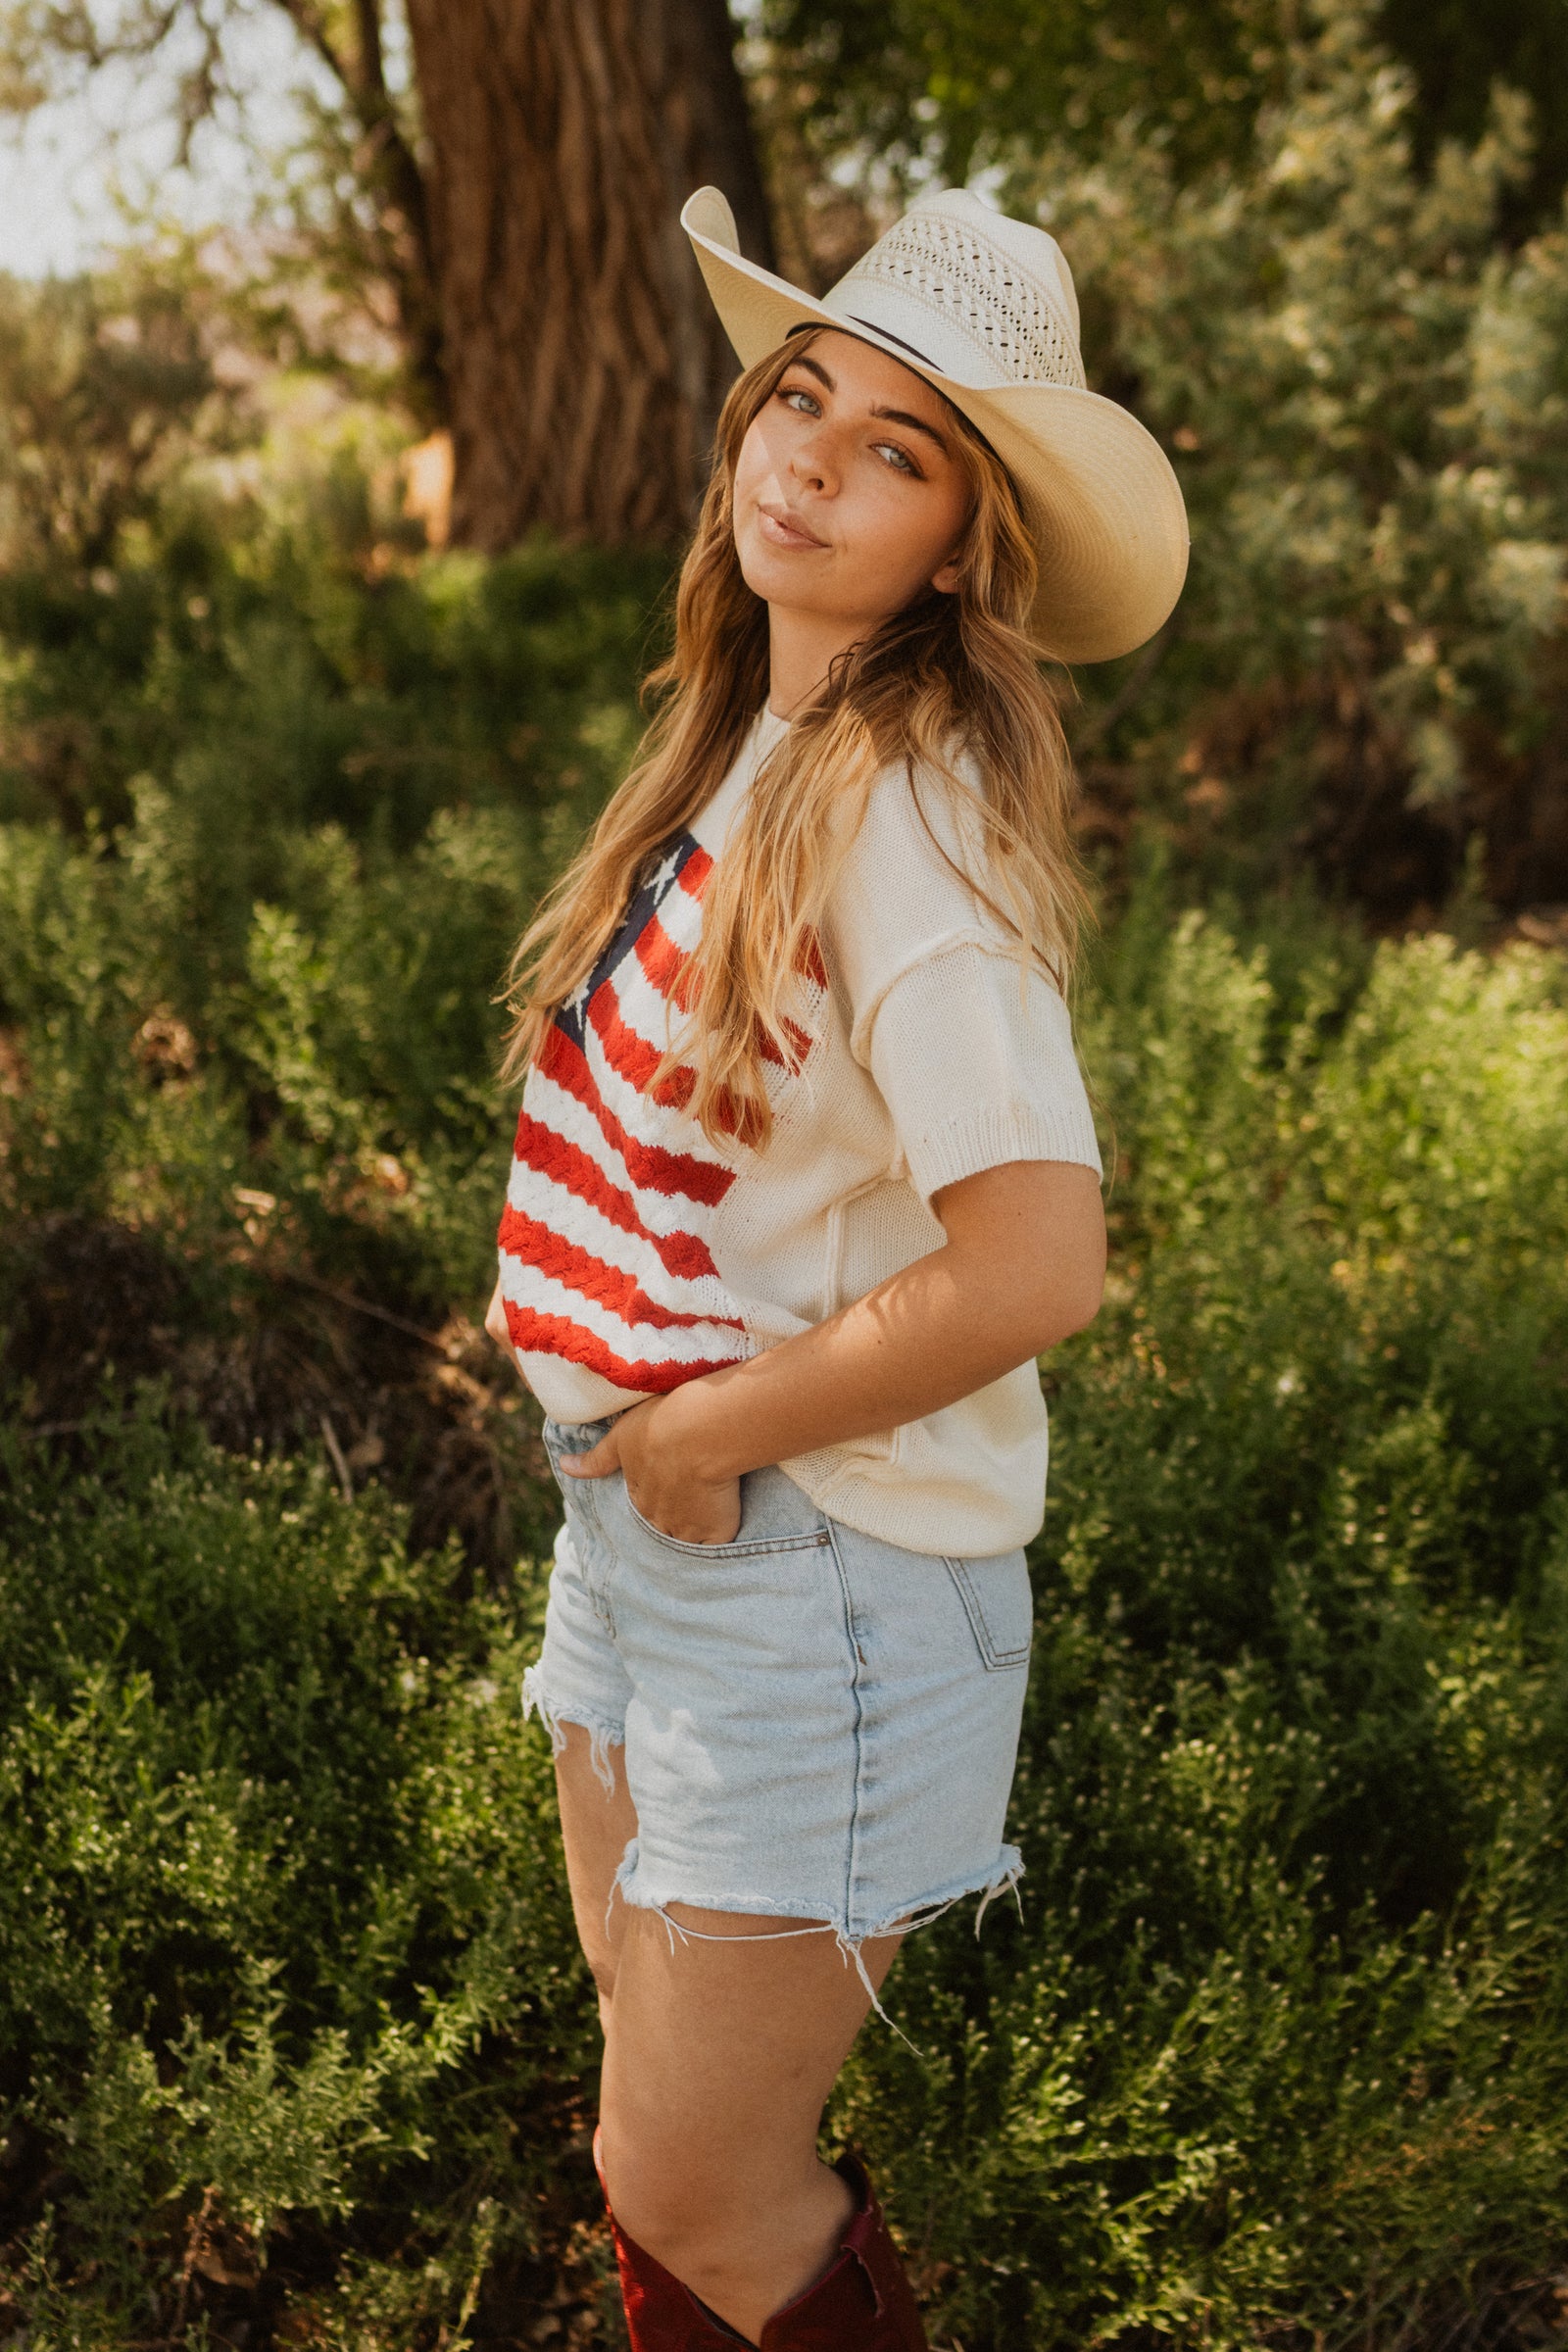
[601,2121,854,2325]
[598,2118,743,2269]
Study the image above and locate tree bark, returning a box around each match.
[403,0,775,548]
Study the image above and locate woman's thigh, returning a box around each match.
[557,1725,900,2208]
[556,1723,639,2013]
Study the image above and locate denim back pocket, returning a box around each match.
[944,1554,1034,1671]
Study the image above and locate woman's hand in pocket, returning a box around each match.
[559,1391,743,1544]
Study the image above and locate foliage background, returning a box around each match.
[2,1,1568,2346]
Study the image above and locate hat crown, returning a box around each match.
[822,188,1086,395]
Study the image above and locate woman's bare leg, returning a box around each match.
[554,1725,902,2343]
[601,1903,902,2339]
[554,1723,638,2028]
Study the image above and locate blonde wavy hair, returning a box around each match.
[502,334,1090,1149]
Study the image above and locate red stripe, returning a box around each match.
[536,1026,732,1204]
[677,844,713,900]
[756,1017,813,1072]
[589,979,696,1108]
[742,1015,812,1074]
[499,1207,745,1334]
[634,912,817,1062]
[636,910,697,1011]
[509,1113,720,1280]
[505,1299,746,1394]
[587,983,766,1142]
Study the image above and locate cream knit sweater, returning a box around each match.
[499,707,1102,1555]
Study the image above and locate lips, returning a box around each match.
[757,502,827,550]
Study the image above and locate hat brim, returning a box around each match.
[683,186,1188,665]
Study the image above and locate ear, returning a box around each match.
[929,553,962,596]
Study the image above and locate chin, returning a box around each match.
[736,535,808,607]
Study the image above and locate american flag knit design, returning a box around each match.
[498,828,825,1396]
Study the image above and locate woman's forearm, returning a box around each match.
[656,1248,1044,1481]
[656,1159,1104,1481]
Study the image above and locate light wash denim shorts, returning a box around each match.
[522,1416,1032,1978]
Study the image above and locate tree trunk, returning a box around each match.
[403,0,775,548]
[273,0,447,425]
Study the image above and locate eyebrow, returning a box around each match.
[785,352,952,456]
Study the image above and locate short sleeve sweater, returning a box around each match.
[497,706,1102,1555]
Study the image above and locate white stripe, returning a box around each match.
[613,958,689,1055]
[516,1069,731,1232]
[502,1163,733,1324]
[499,1258,751,1363]
[538,1022,734,1180]
[650,873,708,942]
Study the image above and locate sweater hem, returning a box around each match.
[777,1454,1044,1557]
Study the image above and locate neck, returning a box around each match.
[765,605,870,718]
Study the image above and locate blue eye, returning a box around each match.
[781,385,820,416]
[874,441,919,476]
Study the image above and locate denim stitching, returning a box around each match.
[944,1555,1032,1670]
[557,1496,617,1639]
[622,1484,833,1559]
[823,1518,870,1944]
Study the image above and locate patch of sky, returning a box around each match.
[0,1,336,277]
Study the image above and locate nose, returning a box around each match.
[788,419,837,496]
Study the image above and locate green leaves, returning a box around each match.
[0,1404,592,2340]
[966,0,1568,908]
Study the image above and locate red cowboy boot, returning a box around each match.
[759,2156,927,2351]
[593,2131,927,2350]
[594,2128,750,2346]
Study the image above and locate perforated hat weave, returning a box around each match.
[682,184,1188,664]
[825,197,1086,390]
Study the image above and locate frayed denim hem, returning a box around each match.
[520,1667,624,1796]
[609,1837,1026,2041]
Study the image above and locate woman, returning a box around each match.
[485,184,1186,2349]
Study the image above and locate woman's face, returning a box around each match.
[731,330,972,633]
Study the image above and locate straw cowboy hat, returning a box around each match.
[682,184,1188,665]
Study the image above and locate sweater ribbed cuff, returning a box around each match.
[904,1102,1103,1203]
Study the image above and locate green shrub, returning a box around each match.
[1005,0,1568,917]
[834,903,1568,2349]
[0,512,667,1574]
[0,1401,614,2347]
[0,329,670,876]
